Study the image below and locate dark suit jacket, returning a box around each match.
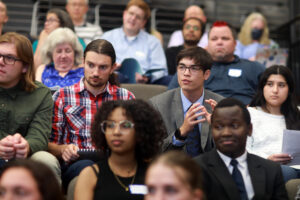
[149,88,224,153]
[194,150,288,200]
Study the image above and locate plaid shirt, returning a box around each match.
[50,79,135,148]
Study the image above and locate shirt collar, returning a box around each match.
[214,55,240,65]
[78,78,111,96]
[0,82,23,99]
[217,150,248,168]
[121,26,143,42]
[180,88,204,113]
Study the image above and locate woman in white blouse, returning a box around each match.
[246,65,300,182]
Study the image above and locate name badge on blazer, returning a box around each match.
[228,69,242,77]
[129,184,148,195]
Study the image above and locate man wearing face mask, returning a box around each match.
[235,12,279,61]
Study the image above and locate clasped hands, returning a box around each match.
[0,133,30,160]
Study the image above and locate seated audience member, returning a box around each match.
[46,39,135,188]
[168,5,208,48]
[0,1,8,35]
[166,17,203,75]
[150,47,223,157]
[35,27,83,90]
[0,159,64,200]
[0,32,53,165]
[33,8,86,69]
[101,0,169,85]
[74,99,166,200]
[195,98,288,200]
[145,151,204,200]
[247,65,300,182]
[235,12,278,61]
[168,21,265,105]
[66,0,103,45]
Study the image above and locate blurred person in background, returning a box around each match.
[66,0,103,45]
[0,1,8,35]
[35,27,84,90]
[33,8,85,69]
[235,12,278,61]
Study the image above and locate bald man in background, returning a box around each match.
[168,5,208,48]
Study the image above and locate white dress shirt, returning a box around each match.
[217,150,255,200]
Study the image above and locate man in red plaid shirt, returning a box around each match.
[39,39,135,188]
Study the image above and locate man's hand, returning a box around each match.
[0,135,16,160]
[61,144,79,163]
[180,103,208,137]
[13,133,30,159]
[135,72,149,83]
[268,153,292,164]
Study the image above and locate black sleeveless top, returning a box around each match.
[92,159,147,200]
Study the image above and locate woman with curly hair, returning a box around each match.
[235,12,278,60]
[74,99,166,200]
[246,65,300,182]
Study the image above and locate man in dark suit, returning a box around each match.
[150,47,223,157]
[194,98,288,200]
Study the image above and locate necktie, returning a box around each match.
[230,159,248,200]
[185,103,202,157]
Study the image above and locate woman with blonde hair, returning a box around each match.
[235,12,278,60]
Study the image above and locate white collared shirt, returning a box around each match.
[217,150,255,200]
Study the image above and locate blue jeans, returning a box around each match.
[61,159,94,189]
[281,165,300,182]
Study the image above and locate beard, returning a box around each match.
[184,39,199,47]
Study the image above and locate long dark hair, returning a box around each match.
[249,65,300,129]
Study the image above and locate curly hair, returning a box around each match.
[91,99,166,161]
[0,159,64,200]
[249,65,300,130]
[238,12,271,45]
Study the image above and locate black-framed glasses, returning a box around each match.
[177,64,202,74]
[100,120,135,134]
[0,54,22,65]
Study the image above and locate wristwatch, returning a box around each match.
[174,128,187,140]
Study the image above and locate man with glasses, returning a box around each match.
[0,32,53,164]
[166,17,203,75]
[150,47,223,157]
[66,0,103,45]
[44,39,135,188]
[168,21,265,105]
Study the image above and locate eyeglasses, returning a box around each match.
[100,120,135,133]
[184,24,200,31]
[0,54,22,65]
[177,64,202,74]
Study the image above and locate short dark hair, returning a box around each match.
[208,21,237,40]
[212,98,251,125]
[183,17,204,38]
[176,47,213,72]
[47,8,75,32]
[0,159,64,200]
[91,99,166,161]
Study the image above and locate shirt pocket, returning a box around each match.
[15,114,33,136]
[64,105,86,130]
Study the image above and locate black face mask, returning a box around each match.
[251,28,263,40]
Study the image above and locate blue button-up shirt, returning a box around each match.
[102,27,168,82]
